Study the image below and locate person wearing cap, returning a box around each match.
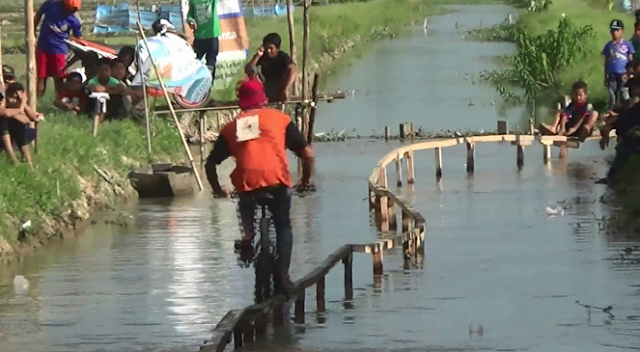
[2,65,17,85]
[34,0,83,97]
[187,0,221,82]
[205,78,315,291]
[603,19,635,109]
[244,33,297,103]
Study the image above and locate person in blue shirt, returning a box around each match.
[34,0,82,97]
[603,19,635,109]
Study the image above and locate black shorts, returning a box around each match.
[0,117,30,150]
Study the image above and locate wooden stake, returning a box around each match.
[295,290,305,324]
[466,142,475,173]
[372,244,383,276]
[316,276,326,313]
[135,30,152,157]
[306,72,320,144]
[435,147,443,179]
[25,0,37,108]
[343,252,353,300]
[0,15,4,88]
[286,0,298,96]
[301,0,310,101]
[384,126,390,141]
[406,150,415,184]
[136,22,204,191]
[543,144,551,165]
[395,153,403,186]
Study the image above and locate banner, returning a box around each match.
[212,0,249,90]
[132,34,213,103]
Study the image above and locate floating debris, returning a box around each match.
[576,300,614,318]
[13,275,29,295]
[546,204,565,216]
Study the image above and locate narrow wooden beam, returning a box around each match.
[543,144,551,165]
[25,0,37,108]
[372,244,383,276]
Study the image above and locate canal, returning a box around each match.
[2,5,638,352]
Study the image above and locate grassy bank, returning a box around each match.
[472,0,634,106]
[0,112,183,261]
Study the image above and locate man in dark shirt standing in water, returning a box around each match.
[245,33,297,103]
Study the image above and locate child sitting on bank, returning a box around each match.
[86,58,126,121]
[539,81,599,142]
[54,72,88,114]
[0,83,42,167]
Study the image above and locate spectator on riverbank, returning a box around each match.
[54,72,87,114]
[34,0,83,97]
[539,81,598,142]
[603,19,635,108]
[117,46,136,84]
[598,95,640,184]
[70,51,99,82]
[187,0,221,83]
[0,83,38,167]
[245,33,297,103]
[86,58,126,121]
[631,22,640,53]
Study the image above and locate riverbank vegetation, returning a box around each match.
[471,0,634,106]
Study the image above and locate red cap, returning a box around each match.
[63,0,81,10]
[237,78,267,110]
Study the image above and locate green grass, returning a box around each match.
[0,111,182,243]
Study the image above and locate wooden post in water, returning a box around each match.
[243,323,255,343]
[306,72,320,144]
[516,135,524,168]
[25,0,37,109]
[466,142,475,173]
[388,197,397,232]
[559,144,567,159]
[316,277,326,313]
[255,315,267,336]
[286,0,298,96]
[295,290,305,324]
[402,209,411,233]
[233,329,243,348]
[435,147,443,179]
[384,126,390,141]
[343,252,353,300]
[395,153,403,186]
[378,168,389,231]
[406,150,415,184]
[543,143,551,165]
[372,243,383,276]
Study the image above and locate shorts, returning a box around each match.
[36,49,68,79]
[0,117,31,150]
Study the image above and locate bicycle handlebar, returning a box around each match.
[215,184,317,200]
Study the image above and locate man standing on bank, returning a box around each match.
[187,0,221,83]
[34,0,82,97]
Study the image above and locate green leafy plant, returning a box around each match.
[481,17,594,104]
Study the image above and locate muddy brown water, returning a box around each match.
[1,5,639,352]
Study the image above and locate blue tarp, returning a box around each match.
[243,4,293,18]
[93,3,184,34]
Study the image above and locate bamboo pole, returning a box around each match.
[306,71,320,144]
[301,0,310,102]
[286,0,298,96]
[0,12,4,88]
[25,0,37,108]
[136,22,204,191]
[135,29,153,157]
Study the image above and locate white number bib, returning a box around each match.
[236,115,261,142]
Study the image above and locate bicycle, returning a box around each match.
[228,185,315,304]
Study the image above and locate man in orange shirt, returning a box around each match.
[205,78,314,289]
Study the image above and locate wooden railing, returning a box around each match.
[367,133,597,231]
[199,204,424,351]
[199,133,598,352]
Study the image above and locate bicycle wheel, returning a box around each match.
[254,217,273,304]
